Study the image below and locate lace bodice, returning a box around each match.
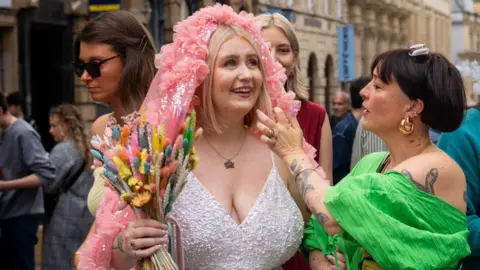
[171,165,304,270]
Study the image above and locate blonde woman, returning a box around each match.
[256,13,333,269]
[255,13,332,181]
[76,5,315,269]
[42,104,94,270]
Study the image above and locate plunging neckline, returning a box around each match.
[189,168,276,226]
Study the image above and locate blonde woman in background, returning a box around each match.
[42,104,94,270]
[255,13,333,269]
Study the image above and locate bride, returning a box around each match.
[77,4,319,270]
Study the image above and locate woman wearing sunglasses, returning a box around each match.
[71,10,159,267]
[72,10,157,130]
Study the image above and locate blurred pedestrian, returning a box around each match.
[41,104,94,270]
[0,92,56,270]
[332,77,369,185]
[6,92,39,132]
[437,101,480,269]
[330,91,351,128]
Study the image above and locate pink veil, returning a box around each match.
[141,4,319,166]
[79,5,320,270]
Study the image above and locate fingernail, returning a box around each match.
[256,109,263,114]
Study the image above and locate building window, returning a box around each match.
[180,0,189,20]
[426,16,431,47]
[324,0,328,15]
[0,53,3,93]
[0,30,4,93]
[308,0,314,10]
[337,0,342,19]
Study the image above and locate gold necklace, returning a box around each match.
[204,130,247,169]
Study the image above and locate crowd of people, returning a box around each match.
[0,4,478,270]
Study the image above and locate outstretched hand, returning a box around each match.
[256,107,304,159]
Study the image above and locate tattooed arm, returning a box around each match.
[256,108,342,235]
[285,153,342,236]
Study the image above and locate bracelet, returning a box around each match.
[294,168,317,182]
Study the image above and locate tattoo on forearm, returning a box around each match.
[290,159,298,172]
[290,158,330,226]
[290,158,315,197]
[313,210,330,226]
[113,232,125,253]
[401,168,438,195]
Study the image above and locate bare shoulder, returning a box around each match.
[393,150,466,211]
[90,113,113,137]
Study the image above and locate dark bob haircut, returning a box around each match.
[74,11,157,113]
[350,76,370,109]
[371,49,466,132]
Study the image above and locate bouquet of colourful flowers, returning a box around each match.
[89,110,200,270]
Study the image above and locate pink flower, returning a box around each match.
[139,4,320,168]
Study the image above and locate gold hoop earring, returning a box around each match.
[399,116,414,135]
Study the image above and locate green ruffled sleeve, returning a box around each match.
[303,215,328,253]
[302,152,388,255]
[324,171,470,270]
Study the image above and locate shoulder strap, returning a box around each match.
[62,160,86,193]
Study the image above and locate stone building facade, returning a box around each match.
[0,0,454,145]
[347,0,452,78]
[451,0,480,106]
[452,0,480,63]
[254,0,347,111]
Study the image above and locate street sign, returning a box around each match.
[337,24,355,82]
[0,0,11,8]
[89,0,121,17]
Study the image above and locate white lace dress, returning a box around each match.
[171,162,304,270]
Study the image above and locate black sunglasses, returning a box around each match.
[72,55,120,78]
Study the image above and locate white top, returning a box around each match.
[171,158,304,270]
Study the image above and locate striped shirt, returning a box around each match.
[350,117,388,170]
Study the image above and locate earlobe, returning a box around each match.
[405,100,424,117]
[412,99,425,116]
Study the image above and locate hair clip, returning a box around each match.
[408,43,429,57]
[138,35,148,52]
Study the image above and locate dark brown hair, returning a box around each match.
[0,92,7,113]
[74,11,157,113]
[371,49,466,132]
[50,104,91,166]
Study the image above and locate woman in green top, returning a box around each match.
[255,45,470,270]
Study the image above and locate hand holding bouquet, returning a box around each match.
[90,110,201,270]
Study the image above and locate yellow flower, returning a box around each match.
[120,192,133,202]
[113,156,132,180]
[131,191,152,207]
[127,177,139,187]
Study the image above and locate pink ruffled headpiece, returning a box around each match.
[141,4,318,164]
